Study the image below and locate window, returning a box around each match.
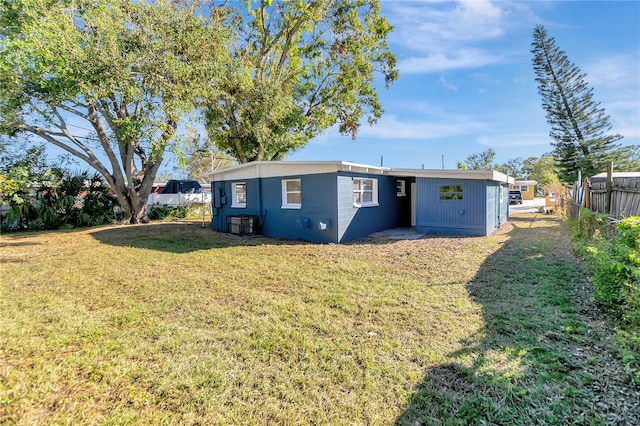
[282,179,301,209]
[439,185,463,200]
[396,180,406,197]
[520,185,529,192]
[353,178,378,207]
[231,182,246,208]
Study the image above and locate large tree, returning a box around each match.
[203,0,398,163]
[531,25,622,183]
[522,155,559,187]
[497,157,525,179]
[458,149,496,170]
[173,127,237,183]
[0,0,228,223]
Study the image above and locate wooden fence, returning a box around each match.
[589,177,640,219]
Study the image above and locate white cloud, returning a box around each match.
[399,49,505,73]
[357,113,489,140]
[439,75,458,91]
[384,1,533,74]
[585,53,640,88]
[583,54,640,142]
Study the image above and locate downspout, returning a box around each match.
[258,176,266,232]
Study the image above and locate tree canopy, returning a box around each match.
[458,149,496,170]
[203,0,398,163]
[173,127,237,183]
[497,157,526,180]
[531,25,622,183]
[0,0,229,223]
[522,155,559,187]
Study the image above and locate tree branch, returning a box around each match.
[16,123,112,183]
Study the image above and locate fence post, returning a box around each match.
[605,161,613,214]
[583,178,590,210]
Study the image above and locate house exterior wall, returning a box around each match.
[485,183,510,235]
[211,172,410,243]
[212,173,340,243]
[336,174,409,242]
[415,178,488,236]
[210,162,511,242]
[510,183,536,200]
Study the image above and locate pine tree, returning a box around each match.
[531,25,622,183]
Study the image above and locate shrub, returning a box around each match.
[148,204,189,220]
[573,213,640,383]
[1,168,121,231]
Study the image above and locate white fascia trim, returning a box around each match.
[390,168,514,184]
[211,161,390,181]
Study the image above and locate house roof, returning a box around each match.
[390,168,513,184]
[591,172,640,179]
[513,180,537,185]
[208,161,513,184]
[209,161,389,181]
[590,172,640,183]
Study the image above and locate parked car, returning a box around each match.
[509,190,523,205]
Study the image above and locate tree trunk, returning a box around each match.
[117,193,149,224]
[112,184,151,224]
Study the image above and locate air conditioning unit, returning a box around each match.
[227,215,255,235]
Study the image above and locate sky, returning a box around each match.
[16,1,639,175]
[284,0,640,170]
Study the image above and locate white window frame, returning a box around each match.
[281,179,301,209]
[396,180,406,197]
[353,178,379,208]
[231,182,246,208]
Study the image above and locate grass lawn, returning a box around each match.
[1,214,636,424]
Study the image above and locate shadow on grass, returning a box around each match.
[89,221,315,253]
[89,220,480,253]
[395,214,602,425]
[0,240,42,247]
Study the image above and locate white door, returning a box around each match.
[411,182,417,227]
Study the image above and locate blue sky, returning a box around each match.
[285,0,640,170]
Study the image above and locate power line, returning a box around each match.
[67,123,97,133]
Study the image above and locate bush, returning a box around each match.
[148,203,210,221]
[571,212,640,383]
[148,204,189,220]
[1,169,121,231]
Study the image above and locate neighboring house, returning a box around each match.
[510,180,537,201]
[209,161,512,243]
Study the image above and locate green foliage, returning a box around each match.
[0,0,230,223]
[148,205,188,220]
[148,203,210,221]
[571,213,640,383]
[461,149,496,170]
[496,157,525,179]
[615,145,640,172]
[531,25,622,183]
[172,126,237,179]
[1,150,121,231]
[522,156,560,187]
[204,0,397,163]
[1,145,61,229]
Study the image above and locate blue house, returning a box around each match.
[210,161,512,243]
